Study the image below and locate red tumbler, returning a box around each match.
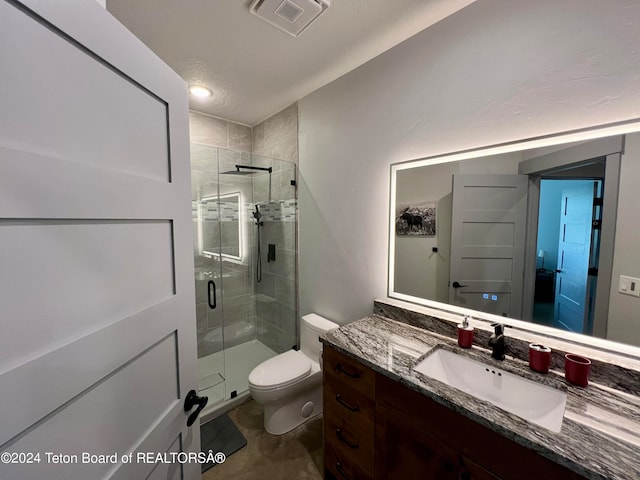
[565,353,591,387]
[528,343,551,374]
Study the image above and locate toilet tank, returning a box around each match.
[300,313,338,360]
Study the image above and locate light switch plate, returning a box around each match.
[619,275,640,297]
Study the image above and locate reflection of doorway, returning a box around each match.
[521,135,623,339]
[533,179,602,333]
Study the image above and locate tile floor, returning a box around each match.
[202,399,323,480]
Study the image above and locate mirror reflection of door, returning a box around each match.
[533,179,602,333]
[449,174,528,318]
[390,134,624,343]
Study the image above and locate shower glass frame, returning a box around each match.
[191,143,299,414]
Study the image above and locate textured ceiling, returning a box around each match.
[107,0,474,125]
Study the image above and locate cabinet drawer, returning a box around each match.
[460,455,501,480]
[323,346,375,397]
[376,402,459,480]
[325,373,375,423]
[325,409,374,476]
[325,433,374,480]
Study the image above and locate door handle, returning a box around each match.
[335,394,360,412]
[452,281,468,288]
[207,280,217,309]
[184,389,208,427]
[335,428,359,449]
[335,363,360,379]
[335,462,352,480]
[555,269,562,273]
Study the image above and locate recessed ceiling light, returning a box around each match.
[189,85,213,98]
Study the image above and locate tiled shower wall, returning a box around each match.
[255,200,297,354]
[252,104,299,354]
[252,103,298,164]
[190,104,299,357]
[189,111,252,153]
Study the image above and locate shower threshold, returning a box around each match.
[198,372,225,392]
[197,339,277,417]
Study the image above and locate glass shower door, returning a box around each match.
[190,144,299,412]
[217,149,262,398]
[191,144,226,406]
[254,155,299,355]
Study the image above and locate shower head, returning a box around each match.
[220,170,255,176]
[220,164,273,175]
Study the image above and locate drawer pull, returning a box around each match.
[335,394,360,412]
[336,363,361,379]
[336,428,359,449]
[335,461,352,480]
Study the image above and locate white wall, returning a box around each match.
[394,161,458,302]
[299,0,640,325]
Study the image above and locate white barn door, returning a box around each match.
[0,1,201,479]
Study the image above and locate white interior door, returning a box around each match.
[450,175,528,318]
[0,2,201,479]
[554,182,595,333]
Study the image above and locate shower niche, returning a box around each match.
[191,144,298,416]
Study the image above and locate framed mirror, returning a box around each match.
[200,192,243,261]
[388,119,640,352]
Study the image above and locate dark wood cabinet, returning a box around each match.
[376,400,459,480]
[323,346,376,480]
[323,345,586,480]
[460,456,501,480]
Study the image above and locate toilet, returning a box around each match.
[248,313,338,435]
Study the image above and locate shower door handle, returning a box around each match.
[184,389,208,427]
[207,280,217,309]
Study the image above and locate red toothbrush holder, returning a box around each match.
[528,344,551,373]
[565,354,591,387]
[457,324,474,348]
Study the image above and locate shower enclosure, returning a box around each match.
[191,144,298,418]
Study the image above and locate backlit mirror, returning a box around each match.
[199,192,243,261]
[389,120,640,349]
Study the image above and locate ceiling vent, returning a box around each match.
[250,0,331,37]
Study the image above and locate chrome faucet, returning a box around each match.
[488,323,506,360]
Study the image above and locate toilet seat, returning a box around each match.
[248,350,311,390]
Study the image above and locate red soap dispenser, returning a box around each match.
[457,315,474,348]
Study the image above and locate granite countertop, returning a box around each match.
[321,314,640,480]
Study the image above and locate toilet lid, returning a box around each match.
[249,350,311,389]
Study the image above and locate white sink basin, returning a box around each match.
[414,348,567,432]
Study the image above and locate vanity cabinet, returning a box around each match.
[323,346,586,480]
[376,399,461,480]
[323,345,376,480]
